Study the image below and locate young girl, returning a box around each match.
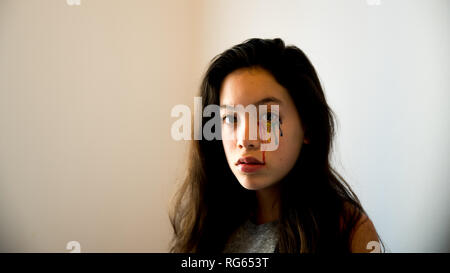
[169,38,384,253]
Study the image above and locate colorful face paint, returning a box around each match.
[279,119,283,137]
[260,115,283,164]
[259,111,283,146]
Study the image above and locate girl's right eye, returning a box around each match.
[222,114,237,125]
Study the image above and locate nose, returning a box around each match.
[236,113,260,150]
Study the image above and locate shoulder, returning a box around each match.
[342,202,381,253]
[350,213,380,253]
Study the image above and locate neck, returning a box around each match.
[253,183,280,225]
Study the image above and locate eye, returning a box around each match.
[222,114,237,125]
[260,111,279,123]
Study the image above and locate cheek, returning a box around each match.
[268,142,302,181]
[278,141,301,163]
[221,139,235,156]
[269,125,303,167]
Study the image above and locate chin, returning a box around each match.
[238,178,273,191]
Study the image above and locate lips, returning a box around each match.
[235,156,265,173]
[235,156,264,165]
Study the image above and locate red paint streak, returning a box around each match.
[238,163,265,173]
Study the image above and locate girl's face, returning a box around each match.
[219,67,307,191]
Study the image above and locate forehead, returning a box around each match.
[219,67,289,107]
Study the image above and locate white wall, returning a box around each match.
[0,0,201,252]
[1,0,449,252]
[197,0,450,252]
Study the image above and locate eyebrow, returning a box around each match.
[220,96,283,109]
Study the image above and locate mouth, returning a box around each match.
[235,156,265,173]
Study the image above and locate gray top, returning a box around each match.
[222,219,279,253]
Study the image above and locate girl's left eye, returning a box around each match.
[261,112,278,123]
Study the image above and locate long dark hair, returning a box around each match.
[169,38,383,253]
